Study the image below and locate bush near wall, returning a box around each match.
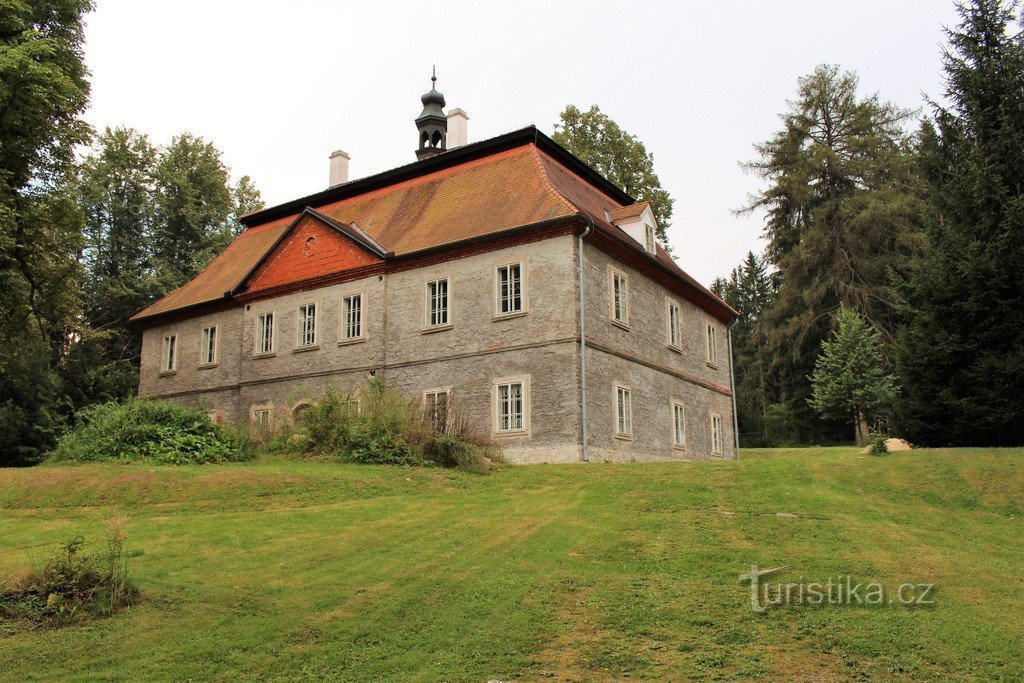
[273,381,499,474]
[48,399,253,465]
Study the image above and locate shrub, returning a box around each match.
[868,430,889,456]
[49,398,253,465]
[0,524,139,626]
[273,381,499,473]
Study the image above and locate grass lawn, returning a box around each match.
[0,447,1021,681]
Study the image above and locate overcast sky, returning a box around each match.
[82,0,960,285]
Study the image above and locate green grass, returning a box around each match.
[0,448,1021,681]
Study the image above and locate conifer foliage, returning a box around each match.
[896,0,1024,446]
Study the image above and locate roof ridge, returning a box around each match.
[528,145,589,218]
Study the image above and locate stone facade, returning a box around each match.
[139,231,736,463]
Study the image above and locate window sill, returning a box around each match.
[337,337,366,347]
[158,370,177,378]
[198,363,218,370]
[492,310,527,322]
[611,319,631,331]
[706,361,720,370]
[613,432,634,441]
[495,429,529,438]
[672,443,687,452]
[293,345,320,354]
[421,323,453,335]
[253,352,277,359]
[667,344,682,354]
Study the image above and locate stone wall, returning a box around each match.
[138,231,736,463]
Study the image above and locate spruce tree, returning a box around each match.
[896,0,1024,446]
[810,307,898,444]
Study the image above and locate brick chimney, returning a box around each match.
[329,149,350,187]
[447,108,469,148]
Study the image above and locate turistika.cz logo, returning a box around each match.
[738,565,936,613]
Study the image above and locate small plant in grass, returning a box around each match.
[271,381,500,473]
[0,523,139,626]
[49,398,254,464]
[868,430,889,456]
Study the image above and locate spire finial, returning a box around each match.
[431,64,436,86]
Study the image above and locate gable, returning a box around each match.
[244,212,384,293]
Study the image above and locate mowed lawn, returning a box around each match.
[0,448,1021,681]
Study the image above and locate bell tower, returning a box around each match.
[416,67,447,160]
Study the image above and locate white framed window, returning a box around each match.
[667,300,682,349]
[494,376,528,433]
[711,412,724,454]
[161,334,177,373]
[615,384,632,438]
[298,303,317,348]
[425,278,450,327]
[495,262,524,316]
[341,294,363,341]
[342,398,362,414]
[644,223,656,254]
[706,322,719,366]
[672,400,687,449]
[256,312,275,355]
[251,408,271,429]
[610,268,629,327]
[423,388,451,433]
[200,325,218,366]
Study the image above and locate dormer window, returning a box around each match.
[644,223,656,254]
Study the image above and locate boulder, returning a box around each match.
[885,438,912,452]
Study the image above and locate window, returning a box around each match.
[251,408,271,428]
[341,294,363,340]
[711,413,724,454]
[644,223,656,254]
[161,334,176,372]
[424,389,451,433]
[200,326,218,365]
[496,262,523,316]
[426,278,449,327]
[667,301,681,349]
[672,401,686,448]
[496,380,525,432]
[706,322,719,366]
[298,303,317,347]
[611,270,629,326]
[256,312,275,355]
[615,385,632,437]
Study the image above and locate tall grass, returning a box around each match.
[272,380,499,473]
[0,522,139,626]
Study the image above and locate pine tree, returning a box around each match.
[742,64,923,443]
[810,307,898,444]
[552,105,674,243]
[896,0,1024,446]
[712,252,777,444]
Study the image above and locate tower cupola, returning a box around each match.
[415,67,447,160]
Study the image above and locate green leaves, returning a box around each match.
[552,104,674,244]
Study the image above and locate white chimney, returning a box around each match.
[329,149,350,187]
[446,109,469,148]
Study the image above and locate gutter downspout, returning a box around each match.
[578,217,593,462]
[727,319,740,461]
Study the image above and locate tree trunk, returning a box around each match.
[854,410,869,446]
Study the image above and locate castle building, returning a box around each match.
[132,78,739,462]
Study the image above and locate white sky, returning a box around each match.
[82,0,959,285]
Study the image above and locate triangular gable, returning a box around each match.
[240,208,387,294]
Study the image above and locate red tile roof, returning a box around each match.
[609,201,651,222]
[132,129,736,322]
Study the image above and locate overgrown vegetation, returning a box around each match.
[48,398,253,465]
[272,381,499,474]
[0,524,138,626]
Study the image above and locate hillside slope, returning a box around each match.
[1,448,1021,681]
